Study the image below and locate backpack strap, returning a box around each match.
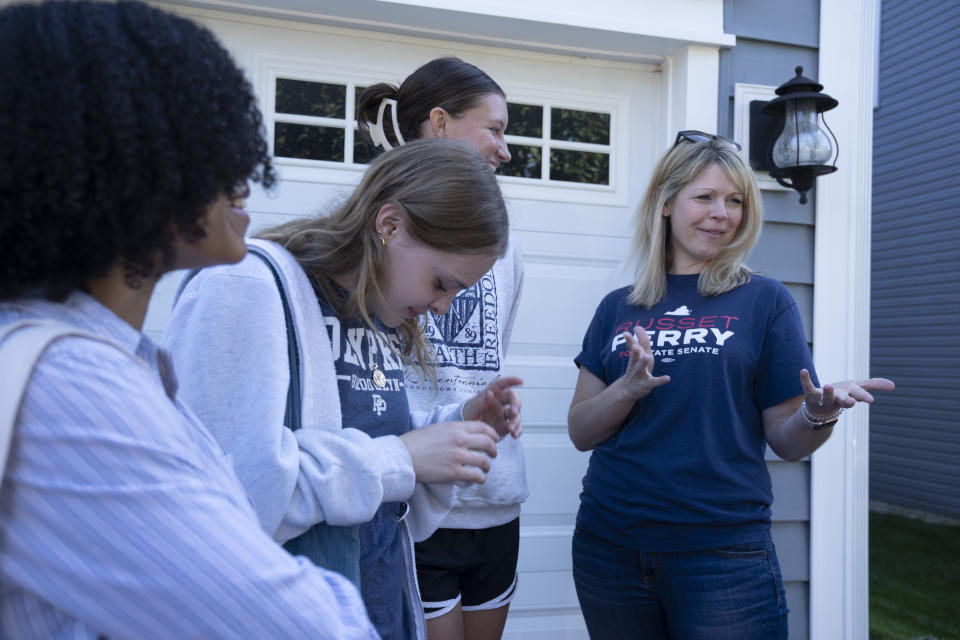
[172,249,358,585]
[0,320,125,483]
[236,252,360,585]
[174,247,302,429]
[246,246,302,431]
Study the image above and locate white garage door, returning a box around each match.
[145,9,661,638]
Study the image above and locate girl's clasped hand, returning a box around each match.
[463,376,524,439]
[400,376,523,485]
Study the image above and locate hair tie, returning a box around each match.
[368,97,406,150]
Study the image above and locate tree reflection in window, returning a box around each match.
[499,145,542,179]
[507,103,543,138]
[354,132,380,164]
[499,102,611,185]
[551,108,610,145]
[353,85,381,165]
[276,79,345,118]
[273,78,377,164]
[271,78,612,185]
[550,149,609,185]
[274,122,344,162]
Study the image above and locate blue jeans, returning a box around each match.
[572,527,788,639]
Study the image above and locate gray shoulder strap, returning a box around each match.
[0,321,124,483]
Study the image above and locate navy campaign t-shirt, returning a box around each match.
[316,289,414,640]
[574,274,817,552]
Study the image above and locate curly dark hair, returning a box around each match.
[0,1,275,300]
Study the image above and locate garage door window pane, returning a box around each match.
[274,122,344,161]
[354,131,380,165]
[352,85,381,164]
[549,149,609,185]
[498,145,542,178]
[354,86,367,119]
[507,103,543,138]
[276,79,345,118]
[550,108,610,145]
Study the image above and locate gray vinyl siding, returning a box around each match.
[870,0,960,519]
[723,0,819,47]
[721,1,821,637]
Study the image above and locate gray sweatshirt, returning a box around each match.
[164,239,467,640]
[406,237,528,529]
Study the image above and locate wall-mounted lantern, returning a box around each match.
[749,66,839,204]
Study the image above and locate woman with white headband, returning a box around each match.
[358,58,525,640]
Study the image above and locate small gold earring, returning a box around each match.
[377,229,386,246]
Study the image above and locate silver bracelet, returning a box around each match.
[800,400,843,430]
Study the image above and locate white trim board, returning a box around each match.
[156,0,734,62]
[661,46,722,149]
[809,0,879,638]
[732,83,791,193]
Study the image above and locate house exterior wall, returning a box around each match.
[720,2,822,637]
[811,1,880,635]
[870,0,960,519]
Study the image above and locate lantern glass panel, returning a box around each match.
[772,98,833,167]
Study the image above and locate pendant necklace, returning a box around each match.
[372,363,387,389]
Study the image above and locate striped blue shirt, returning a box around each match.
[0,292,380,639]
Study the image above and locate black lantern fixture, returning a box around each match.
[749,66,839,204]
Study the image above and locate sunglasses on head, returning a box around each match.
[673,130,742,152]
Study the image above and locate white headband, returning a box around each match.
[368,97,406,150]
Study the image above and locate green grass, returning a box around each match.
[869,511,960,640]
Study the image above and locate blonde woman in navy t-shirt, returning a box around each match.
[567,131,894,639]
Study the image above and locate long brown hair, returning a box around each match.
[257,138,508,376]
[357,57,505,148]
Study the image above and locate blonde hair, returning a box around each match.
[257,138,508,379]
[627,137,763,308]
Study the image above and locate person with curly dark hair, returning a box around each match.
[0,2,377,638]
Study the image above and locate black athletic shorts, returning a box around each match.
[414,517,520,619]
